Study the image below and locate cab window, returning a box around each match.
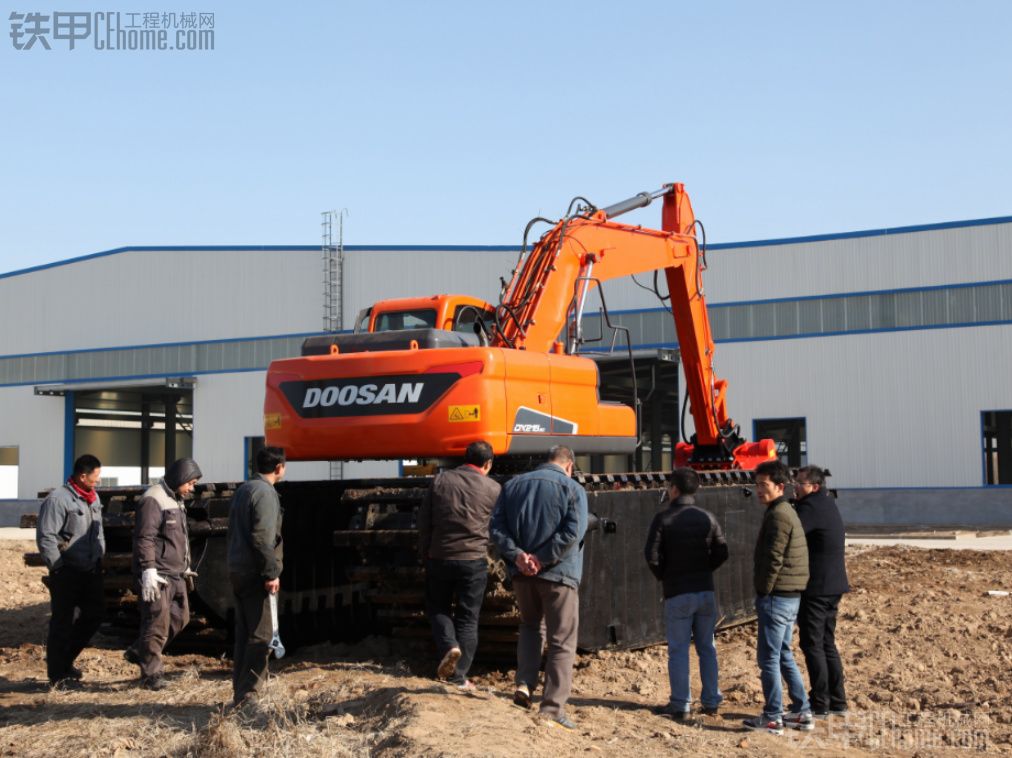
[373,309,437,332]
[453,305,494,334]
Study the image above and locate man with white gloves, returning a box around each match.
[125,458,202,690]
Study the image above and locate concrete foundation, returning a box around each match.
[837,488,1012,529]
[0,499,41,528]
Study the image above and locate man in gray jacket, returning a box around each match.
[490,445,588,730]
[126,457,203,690]
[418,440,501,688]
[36,454,105,687]
[227,446,285,706]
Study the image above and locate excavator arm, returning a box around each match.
[493,183,773,467]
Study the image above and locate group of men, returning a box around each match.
[646,459,849,734]
[36,448,288,708]
[37,446,848,732]
[423,449,850,734]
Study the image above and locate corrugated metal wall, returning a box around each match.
[0,248,322,355]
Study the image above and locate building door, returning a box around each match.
[983,411,1012,485]
[754,417,807,468]
[73,388,193,486]
[0,447,17,498]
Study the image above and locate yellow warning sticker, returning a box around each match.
[264,413,282,430]
[448,405,481,422]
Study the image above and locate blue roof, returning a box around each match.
[3,213,1011,281]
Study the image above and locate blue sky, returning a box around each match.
[2,0,1011,273]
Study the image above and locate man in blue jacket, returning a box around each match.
[491,445,588,730]
[793,465,849,718]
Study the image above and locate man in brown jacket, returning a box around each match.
[418,440,500,688]
[743,460,811,735]
[125,457,202,690]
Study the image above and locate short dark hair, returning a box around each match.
[464,440,494,467]
[669,467,700,495]
[796,465,830,486]
[755,460,790,487]
[256,446,286,474]
[72,454,101,477]
[548,445,575,465]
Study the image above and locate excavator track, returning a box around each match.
[23,470,763,658]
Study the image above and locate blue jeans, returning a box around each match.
[664,590,722,712]
[755,594,810,720]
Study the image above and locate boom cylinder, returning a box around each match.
[600,185,672,220]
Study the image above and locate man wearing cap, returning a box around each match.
[36,454,106,687]
[125,457,202,690]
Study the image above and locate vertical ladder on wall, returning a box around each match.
[322,210,345,480]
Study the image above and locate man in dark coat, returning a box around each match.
[793,465,849,718]
[227,446,286,706]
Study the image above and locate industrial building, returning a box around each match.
[2,214,1011,525]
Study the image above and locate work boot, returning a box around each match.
[140,675,167,691]
[49,676,82,690]
[652,703,691,721]
[123,646,140,665]
[513,683,532,709]
[542,712,577,730]
[436,647,461,679]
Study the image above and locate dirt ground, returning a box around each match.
[1,540,1009,757]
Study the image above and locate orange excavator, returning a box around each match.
[264,183,775,470]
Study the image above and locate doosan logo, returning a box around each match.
[302,382,424,409]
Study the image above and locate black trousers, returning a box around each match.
[798,594,847,712]
[230,572,274,704]
[46,566,105,682]
[425,558,487,683]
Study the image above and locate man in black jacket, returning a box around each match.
[793,465,849,718]
[227,446,285,706]
[644,467,729,720]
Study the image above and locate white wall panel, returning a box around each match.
[192,371,330,483]
[690,325,1012,488]
[342,249,517,321]
[0,386,65,497]
[0,249,322,356]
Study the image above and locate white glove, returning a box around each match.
[141,568,168,603]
